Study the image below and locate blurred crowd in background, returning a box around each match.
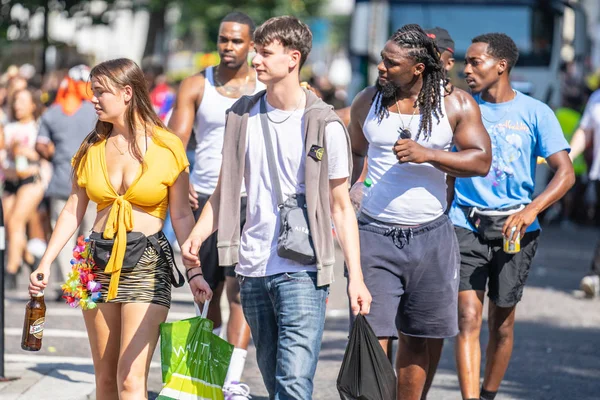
[0,46,597,294]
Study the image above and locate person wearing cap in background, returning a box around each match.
[425,27,456,73]
[35,64,98,298]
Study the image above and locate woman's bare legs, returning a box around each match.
[6,182,44,274]
[82,303,122,400]
[117,302,169,399]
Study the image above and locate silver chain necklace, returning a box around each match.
[394,94,418,139]
[476,90,517,124]
[265,93,304,124]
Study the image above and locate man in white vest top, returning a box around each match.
[168,12,264,400]
[349,24,491,400]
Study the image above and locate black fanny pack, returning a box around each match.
[460,204,525,241]
[89,231,184,288]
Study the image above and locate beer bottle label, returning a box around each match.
[29,317,45,339]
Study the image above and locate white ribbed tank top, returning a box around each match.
[190,66,265,194]
[362,91,454,225]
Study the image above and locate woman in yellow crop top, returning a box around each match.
[28,58,212,399]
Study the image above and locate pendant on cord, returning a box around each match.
[398,128,412,139]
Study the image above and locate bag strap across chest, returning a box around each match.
[259,96,285,208]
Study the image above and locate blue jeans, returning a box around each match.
[239,271,328,400]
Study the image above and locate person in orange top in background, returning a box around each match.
[28,58,211,399]
[55,65,94,114]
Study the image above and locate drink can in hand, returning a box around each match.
[503,229,521,254]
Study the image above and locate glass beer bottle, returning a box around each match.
[21,273,46,351]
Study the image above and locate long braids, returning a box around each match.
[372,24,447,141]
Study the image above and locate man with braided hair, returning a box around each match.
[349,24,491,399]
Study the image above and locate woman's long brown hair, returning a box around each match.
[71,58,166,179]
[11,88,42,121]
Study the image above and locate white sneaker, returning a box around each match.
[223,382,252,400]
[580,275,600,298]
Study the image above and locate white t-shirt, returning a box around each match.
[236,97,349,277]
[579,89,600,180]
[0,120,52,188]
[1,120,38,171]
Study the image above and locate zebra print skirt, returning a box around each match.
[93,231,174,308]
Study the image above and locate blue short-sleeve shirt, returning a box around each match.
[449,90,570,232]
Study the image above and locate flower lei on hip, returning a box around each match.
[61,236,102,310]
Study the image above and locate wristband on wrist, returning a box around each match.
[185,267,202,282]
[187,273,204,283]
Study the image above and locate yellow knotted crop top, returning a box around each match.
[73,127,189,300]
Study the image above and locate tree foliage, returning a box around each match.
[172,0,324,51]
[0,0,129,41]
[0,0,325,62]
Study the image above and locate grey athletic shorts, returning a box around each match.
[357,214,460,339]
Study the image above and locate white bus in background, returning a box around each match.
[349,0,590,110]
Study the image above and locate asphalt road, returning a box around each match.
[2,224,599,399]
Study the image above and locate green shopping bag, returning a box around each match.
[158,300,234,400]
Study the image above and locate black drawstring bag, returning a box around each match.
[337,314,397,400]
